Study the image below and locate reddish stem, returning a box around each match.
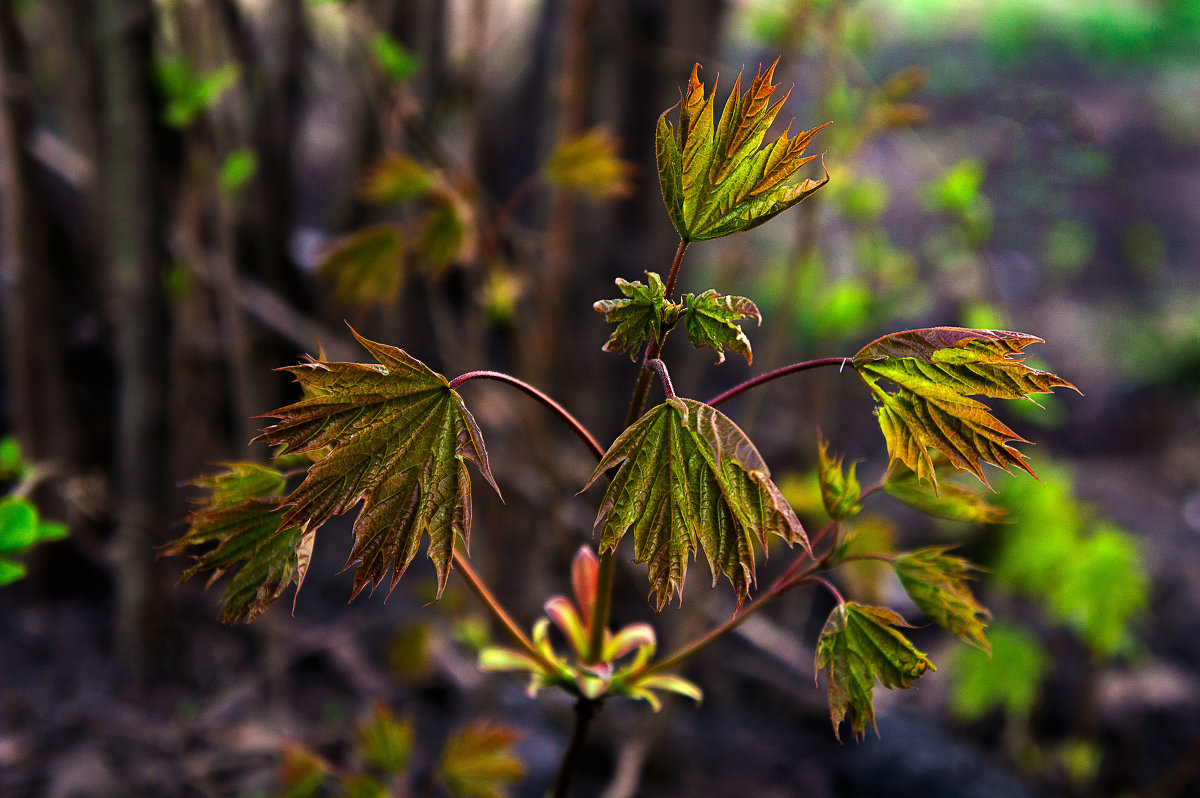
[449,370,604,461]
[706,357,850,408]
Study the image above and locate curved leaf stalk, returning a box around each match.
[646,359,676,401]
[802,575,845,606]
[453,550,559,673]
[588,238,689,663]
[448,370,605,460]
[706,356,850,408]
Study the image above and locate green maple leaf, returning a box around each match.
[256,329,500,599]
[852,327,1078,491]
[894,547,991,653]
[592,272,680,359]
[883,460,1006,523]
[656,60,829,242]
[438,721,525,798]
[358,703,414,775]
[584,398,806,610]
[815,602,935,741]
[164,462,310,623]
[682,290,761,364]
[817,434,861,521]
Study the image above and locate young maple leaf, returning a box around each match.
[583,398,806,610]
[817,434,862,521]
[656,59,830,242]
[894,547,991,653]
[852,327,1078,491]
[682,290,761,364]
[256,329,500,599]
[164,462,311,623]
[815,602,934,741]
[593,272,681,359]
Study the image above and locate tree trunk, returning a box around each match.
[96,0,173,674]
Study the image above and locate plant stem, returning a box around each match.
[621,239,689,429]
[646,359,675,401]
[453,550,557,672]
[588,238,689,664]
[639,593,777,678]
[552,697,599,798]
[706,357,850,408]
[449,370,605,461]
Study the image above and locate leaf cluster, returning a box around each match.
[593,274,761,364]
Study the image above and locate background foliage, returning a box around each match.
[1,1,1198,796]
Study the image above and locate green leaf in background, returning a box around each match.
[317,225,406,308]
[543,127,634,200]
[883,460,1007,523]
[815,602,934,740]
[584,398,806,610]
[0,496,38,553]
[419,194,471,273]
[991,465,1147,656]
[592,272,680,359]
[340,774,390,798]
[370,32,421,81]
[1048,523,1148,657]
[949,623,1048,721]
[655,60,829,241]
[894,547,991,652]
[219,147,258,196]
[853,327,1077,490]
[163,463,309,623]
[682,290,761,364]
[358,703,413,775]
[0,436,27,480]
[155,56,239,128]
[256,329,500,599]
[0,558,25,585]
[438,721,525,798]
[817,435,861,521]
[358,154,437,205]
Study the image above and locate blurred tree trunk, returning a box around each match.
[0,1,79,469]
[96,0,173,674]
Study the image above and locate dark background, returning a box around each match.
[2,1,1199,796]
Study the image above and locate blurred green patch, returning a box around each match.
[949,623,1048,721]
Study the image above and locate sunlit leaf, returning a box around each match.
[438,721,525,798]
[359,154,437,205]
[256,329,500,599]
[592,273,680,360]
[317,225,405,308]
[852,327,1077,490]
[358,703,413,775]
[656,60,829,241]
[815,602,934,741]
[584,398,805,610]
[163,463,309,623]
[543,127,635,199]
[894,547,991,652]
[682,290,761,364]
[883,460,1006,523]
[817,435,861,521]
[0,557,25,585]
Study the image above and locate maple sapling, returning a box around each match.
[169,59,1077,795]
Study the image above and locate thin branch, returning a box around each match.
[800,575,845,605]
[452,550,557,672]
[448,370,604,461]
[706,357,850,408]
